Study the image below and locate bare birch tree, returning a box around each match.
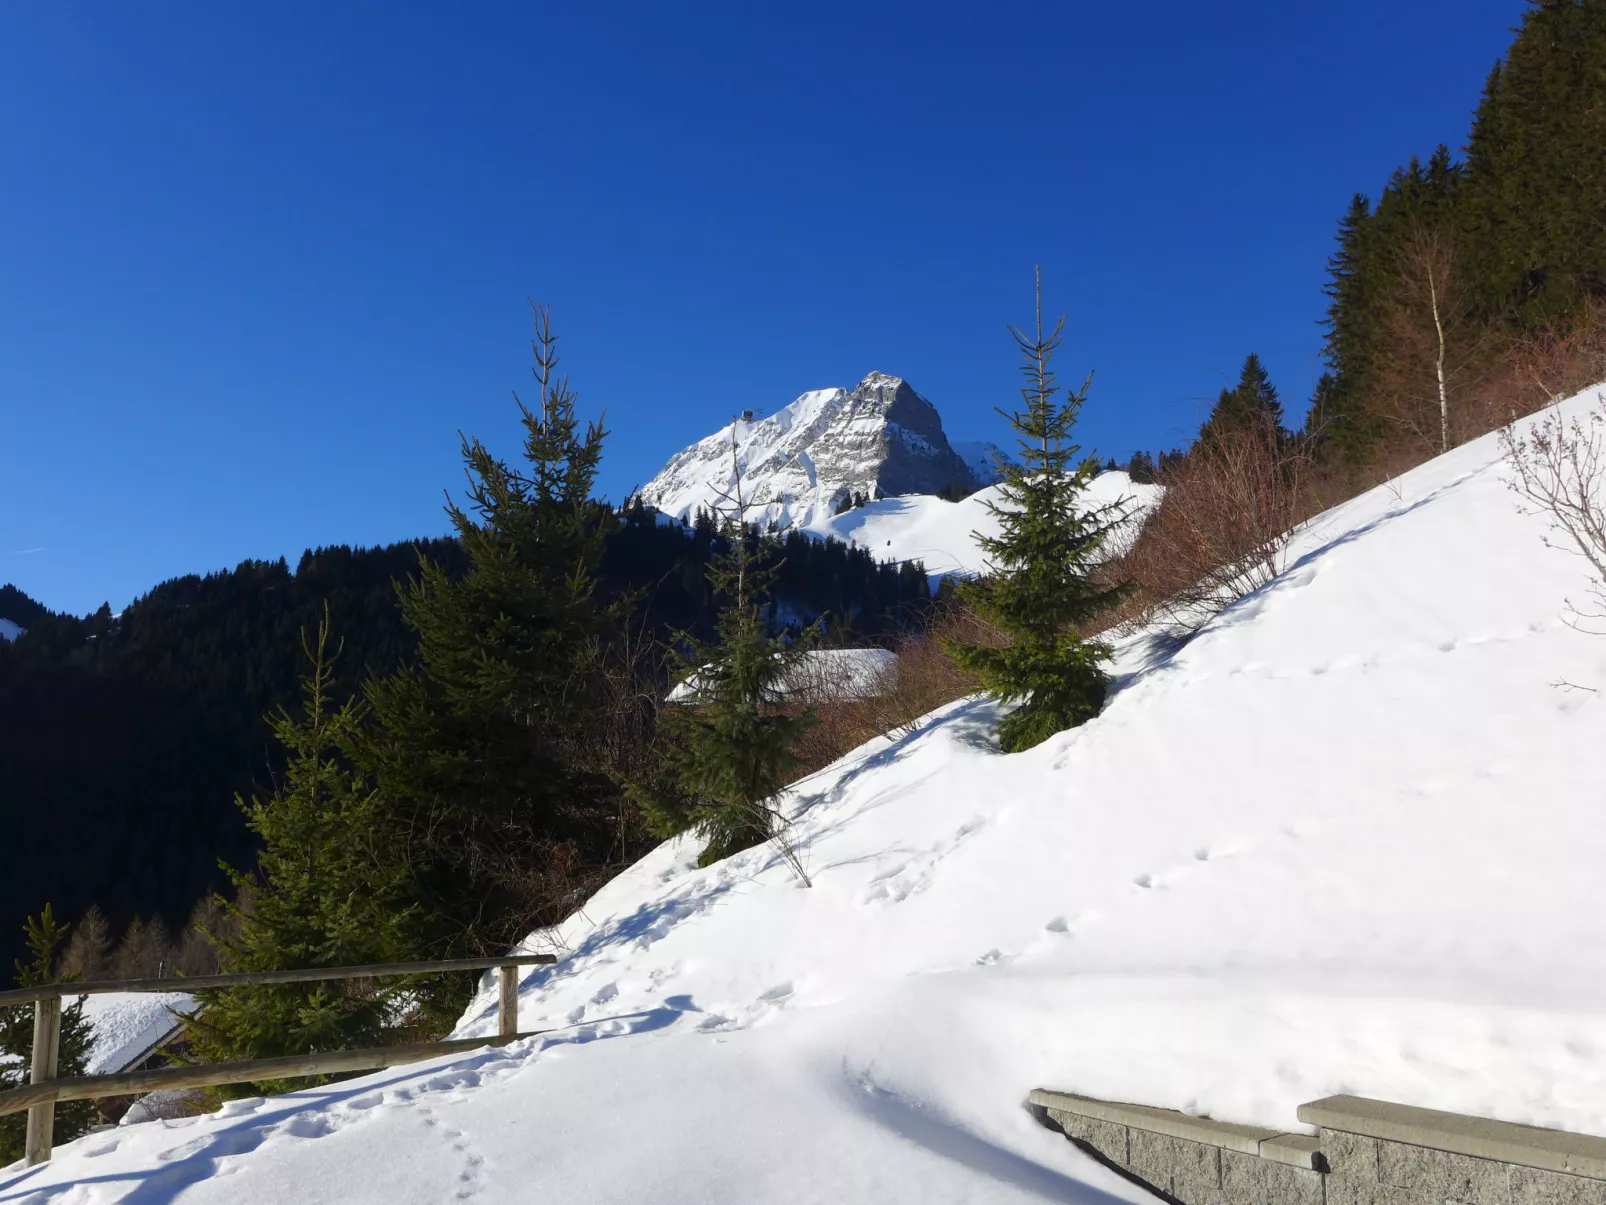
[1379,228,1475,456]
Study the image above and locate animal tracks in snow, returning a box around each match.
[859,816,988,905]
[1127,838,1247,897]
[418,1107,488,1200]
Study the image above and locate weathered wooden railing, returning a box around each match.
[0,953,555,1167]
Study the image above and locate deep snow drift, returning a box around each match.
[8,390,1606,1203]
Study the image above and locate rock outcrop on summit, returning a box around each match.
[640,373,990,530]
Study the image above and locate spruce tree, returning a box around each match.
[947,273,1129,753]
[1197,354,1287,448]
[363,302,620,953]
[0,907,95,1163]
[182,612,415,1089]
[1463,0,1606,319]
[636,431,816,869]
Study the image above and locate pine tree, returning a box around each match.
[182,612,416,1090]
[0,907,95,1164]
[947,272,1129,753]
[1463,0,1606,319]
[363,302,620,953]
[637,429,817,870]
[1313,150,1462,465]
[1125,451,1157,484]
[1198,354,1287,448]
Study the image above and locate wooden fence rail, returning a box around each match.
[0,953,556,1168]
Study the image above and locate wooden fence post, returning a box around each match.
[24,992,61,1166]
[498,965,518,1039]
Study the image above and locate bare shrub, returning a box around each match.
[1501,391,1606,631]
[890,604,1001,724]
[1371,229,1477,459]
[1117,423,1309,634]
[57,905,112,980]
[467,836,622,939]
[109,914,174,980]
[1501,298,1606,411]
[783,604,1002,776]
[173,896,234,977]
[588,624,677,866]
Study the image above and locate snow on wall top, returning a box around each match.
[19,387,1606,1202]
[639,373,984,530]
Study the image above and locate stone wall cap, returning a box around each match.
[1298,1094,1606,1180]
[1029,1088,1283,1157]
[1258,1132,1324,1169]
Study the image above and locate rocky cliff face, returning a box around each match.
[641,372,984,529]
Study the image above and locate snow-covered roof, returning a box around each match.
[665,647,898,705]
[78,992,192,1075]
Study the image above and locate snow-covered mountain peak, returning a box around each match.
[640,373,985,530]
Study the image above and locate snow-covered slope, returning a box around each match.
[641,373,984,530]
[16,389,1606,1203]
[951,440,1011,486]
[0,618,22,642]
[806,470,1161,579]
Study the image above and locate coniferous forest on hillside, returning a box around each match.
[0,510,926,982]
[4,0,1606,1061]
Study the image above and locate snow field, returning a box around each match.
[803,470,1161,580]
[9,388,1606,1203]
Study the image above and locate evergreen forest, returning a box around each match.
[0,508,925,981]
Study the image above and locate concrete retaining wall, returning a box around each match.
[1028,1089,1325,1204]
[1303,1095,1606,1205]
[1029,1089,1606,1205]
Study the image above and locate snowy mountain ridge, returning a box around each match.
[639,372,999,531]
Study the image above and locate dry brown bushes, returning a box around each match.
[1365,298,1606,487]
[1113,302,1606,639]
[55,896,240,982]
[787,607,1002,776]
[1112,423,1311,634]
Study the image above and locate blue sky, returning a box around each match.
[4,1,1519,615]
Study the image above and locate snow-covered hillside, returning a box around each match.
[640,372,988,530]
[951,440,1011,485]
[805,470,1161,579]
[13,389,1606,1203]
[0,618,22,642]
